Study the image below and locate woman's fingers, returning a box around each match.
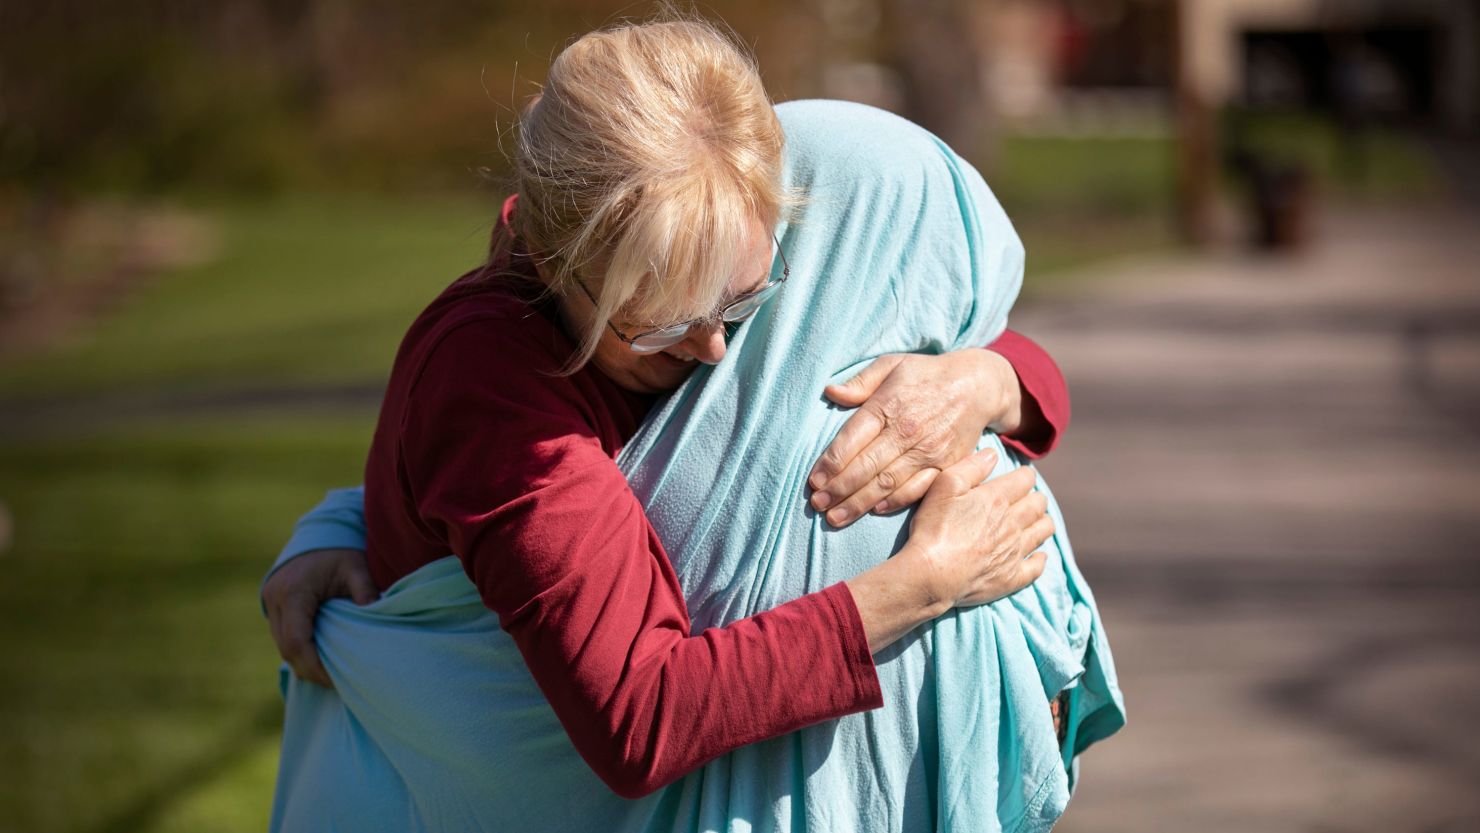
[841,456,1045,526]
[986,550,1049,605]
[263,551,357,689]
[970,463,1035,507]
[821,354,906,408]
[274,592,334,689]
[932,448,1000,497]
[1012,551,1049,593]
[816,349,1020,521]
[1004,489,1049,532]
[902,456,1053,610]
[874,467,939,515]
[1018,515,1056,559]
[816,434,917,525]
[1002,484,1053,558]
[810,357,909,492]
[261,548,372,687]
[336,554,380,606]
[809,407,887,498]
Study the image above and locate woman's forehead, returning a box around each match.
[618,234,773,325]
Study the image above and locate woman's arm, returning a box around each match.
[265,467,1046,788]
[397,322,1051,798]
[266,319,1050,799]
[807,329,1069,526]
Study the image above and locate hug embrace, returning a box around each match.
[261,16,1125,833]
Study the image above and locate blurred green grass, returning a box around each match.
[995,134,1177,217]
[0,191,494,832]
[0,416,374,833]
[995,134,1180,284]
[0,193,494,399]
[1227,111,1442,199]
[992,116,1439,284]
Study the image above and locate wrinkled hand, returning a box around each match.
[904,451,1051,608]
[809,350,1022,527]
[263,548,378,689]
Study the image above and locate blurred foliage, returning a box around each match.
[1,1,527,194]
[0,0,827,197]
[2,34,302,194]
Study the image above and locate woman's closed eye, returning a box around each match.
[629,271,774,333]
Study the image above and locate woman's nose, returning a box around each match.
[686,322,727,364]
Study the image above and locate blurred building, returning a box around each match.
[970,0,1478,135]
[1183,0,1479,133]
[981,0,1175,136]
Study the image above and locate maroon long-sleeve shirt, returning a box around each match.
[362,203,1071,798]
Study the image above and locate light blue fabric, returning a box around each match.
[268,100,1123,833]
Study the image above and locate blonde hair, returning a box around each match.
[498,17,787,369]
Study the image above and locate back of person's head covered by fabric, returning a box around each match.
[622,97,1022,577]
[269,100,1124,833]
[620,98,1122,832]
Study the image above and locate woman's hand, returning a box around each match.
[809,349,1025,527]
[903,451,1050,608]
[844,448,1051,653]
[263,548,378,689]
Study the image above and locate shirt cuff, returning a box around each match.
[820,581,885,712]
[985,331,1069,459]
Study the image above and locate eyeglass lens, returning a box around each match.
[626,239,788,353]
[628,326,691,353]
[719,281,783,323]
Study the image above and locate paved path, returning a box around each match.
[1020,204,1480,833]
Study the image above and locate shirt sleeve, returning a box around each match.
[400,322,883,798]
[985,329,1070,459]
[259,486,368,613]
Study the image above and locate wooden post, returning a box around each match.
[1172,0,1216,246]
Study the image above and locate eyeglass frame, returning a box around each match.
[574,234,791,354]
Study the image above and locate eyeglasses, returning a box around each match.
[576,235,791,354]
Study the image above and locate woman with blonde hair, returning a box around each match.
[264,16,1122,832]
